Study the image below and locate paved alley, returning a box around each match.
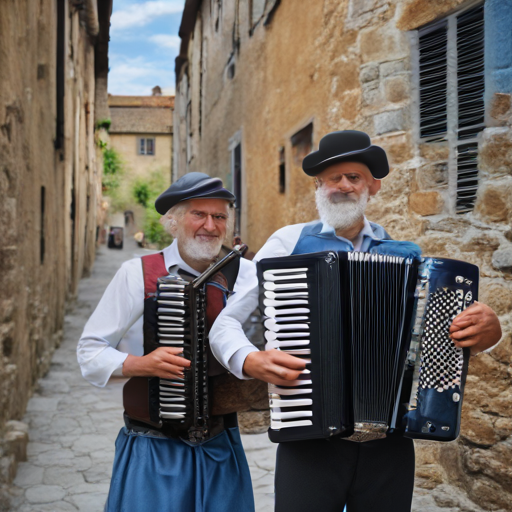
[9,240,276,512]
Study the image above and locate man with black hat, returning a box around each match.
[209,130,502,511]
[77,172,255,512]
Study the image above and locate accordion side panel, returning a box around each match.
[257,252,344,443]
[404,258,478,441]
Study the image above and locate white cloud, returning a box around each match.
[149,34,181,50]
[111,1,184,32]
[108,55,175,95]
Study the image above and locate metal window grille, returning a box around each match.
[417,3,485,214]
[455,4,485,213]
[418,22,448,141]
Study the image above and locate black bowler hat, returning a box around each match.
[302,130,389,179]
[155,172,236,215]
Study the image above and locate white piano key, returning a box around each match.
[159,340,185,346]
[271,420,313,429]
[158,333,185,338]
[265,307,310,317]
[263,298,308,307]
[264,319,309,332]
[158,303,185,309]
[159,327,186,332]
[281,349,311,355]
[267,316,309,322]
[160,403,187,409]
[265,331,309,341]
[270,398,313,408]
[160,412,186,419]
[156,313,186,322]
[159,310,185,317]
[272,387,312,395]
[158,301,187,309]
[283,379,313,387]
[159,284,186,289]
[159,396,185,402]
[273,340,310,348]
[160,387,185,394]
[263,268,308,275]
[263,273,307,282]
[271,410,313,420]
[265,291,308,299]
[264,282,308,291]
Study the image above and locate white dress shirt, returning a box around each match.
[77,239,256,388]
[209,218,377,379]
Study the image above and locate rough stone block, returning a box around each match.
[419,142,449,161]
[409,191,444,216]
[380,59,408,77]
[397,0,466,31]
[349,0,387,18]
[238,410,270,435]
[460,409,497,447]
[492,247,512,272]
[416,163,448,189]
[474,182,511,223]
[490,93,511,119]
[479,280,512,315]
[374,109,405,134]
[372,132,413,165]
[490,332,512,366]
[25,484,66,504]
[384,75,409,103]
[362,82,383,108]
[360,63,379,84]
[478,128,512,176]
[359,23,408,64]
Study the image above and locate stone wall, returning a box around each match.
[0,0,111,506]
[175,0,512,509]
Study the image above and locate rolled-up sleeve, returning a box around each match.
[77,258,144,387]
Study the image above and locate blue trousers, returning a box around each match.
[105,427,255,512]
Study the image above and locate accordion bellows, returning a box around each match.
[257,251,478,443]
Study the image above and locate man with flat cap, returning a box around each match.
[209,130,502,512]
[78,172,255,512]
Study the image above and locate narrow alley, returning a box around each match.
[9,240,276,512]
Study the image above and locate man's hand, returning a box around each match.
[450,301,502,356]
[122,347,191,379]
[243,349,307,386]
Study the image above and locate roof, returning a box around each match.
[109,106,173,134]
[108,95,175,108]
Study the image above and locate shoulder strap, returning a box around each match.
[141,253,167,299]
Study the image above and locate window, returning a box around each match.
[40,186,46,264]
[291,122,314,166]
[279,146,286,193]
[232,143,242,235]
[417,3,485,213]
[138,137,155,155]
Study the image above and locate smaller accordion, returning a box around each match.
[257,251,478,443]
[124,247,245,443]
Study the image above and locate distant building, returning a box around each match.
[174,0,512,509]
[108,93,174,231]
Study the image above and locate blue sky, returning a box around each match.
[108,0,185,95]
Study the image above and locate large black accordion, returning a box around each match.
[257,251,478,443]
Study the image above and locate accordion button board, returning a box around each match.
[257,251,479,444]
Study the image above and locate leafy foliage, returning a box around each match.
[95,118,112,132]
[132,170,173,249]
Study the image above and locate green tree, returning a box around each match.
[132,170,173,249]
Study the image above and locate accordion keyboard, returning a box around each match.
[262,267,314,430]
[156,276,191,421]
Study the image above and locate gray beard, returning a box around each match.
[315,186,368,230]
[178,235,223,264]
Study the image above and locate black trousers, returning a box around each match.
[275,434,415,512]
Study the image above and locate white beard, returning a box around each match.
[178,235,223,264]
[315,186,369,230]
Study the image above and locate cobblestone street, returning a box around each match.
[9,240,276,512]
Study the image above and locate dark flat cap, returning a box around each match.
[302,130,389,179]
[155,172,235,215]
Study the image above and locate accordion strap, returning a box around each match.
[141,252,167,299]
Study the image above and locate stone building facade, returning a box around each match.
[0,0,112,505]
[108,94,174,233]
[175,0,512,509]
